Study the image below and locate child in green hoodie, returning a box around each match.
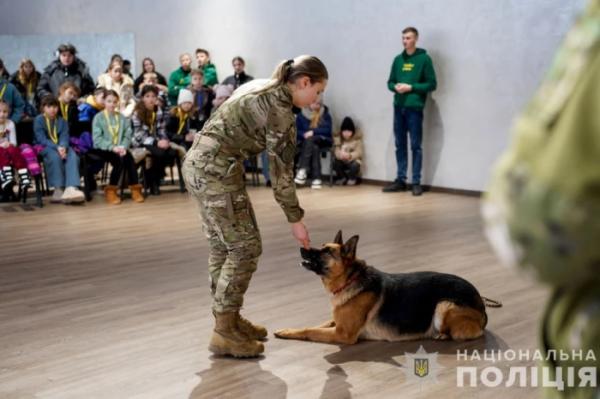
[384,26,437,196]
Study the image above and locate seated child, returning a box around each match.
[333,116,363,186]
[211,84,234,110]
[0,100,31,197]
[138,73,168,107]
[294,99,332,189]
[131,85,177,195]
[119,83,136,118]
[58,81,81,137]
[166,89,201,157]
[78,87,106,135]
[90,89,143,204]
[34,95,85,203]
[188,69,214,131]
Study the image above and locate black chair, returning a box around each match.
[321,146,335,187]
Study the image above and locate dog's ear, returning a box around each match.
[341,235,359,260]
[334,230,343,245]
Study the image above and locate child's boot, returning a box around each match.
[103,185,121,205]
[129,184,145,203]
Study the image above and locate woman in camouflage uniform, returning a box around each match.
[182,55,328,358]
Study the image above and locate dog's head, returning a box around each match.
[300,230,359,282]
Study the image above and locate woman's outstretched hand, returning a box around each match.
[291,221,310,249]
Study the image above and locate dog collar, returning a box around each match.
[332,273,361,296]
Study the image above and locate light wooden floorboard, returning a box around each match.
[0,184,547,398]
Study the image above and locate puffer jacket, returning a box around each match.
[37,58,95,99]
[334,129,364,165]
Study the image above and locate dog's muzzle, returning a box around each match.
[299,247,326,275]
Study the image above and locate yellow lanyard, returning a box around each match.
[0,84,6,99]
[104,111,120,145]
[150,111,156,135]
[45,117,58,144]
[59,102,69,121]
[177,108,188,135]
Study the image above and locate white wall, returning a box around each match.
[0,33,135,82]
[0,0,586,190]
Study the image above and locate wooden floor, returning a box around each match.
[0,183,548,399]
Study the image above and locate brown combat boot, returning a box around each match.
[237,313,268,341]
[129,184,145,203]
[209,312,264,358]
[104,185,121,205]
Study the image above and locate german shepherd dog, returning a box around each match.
[275,231,499,345]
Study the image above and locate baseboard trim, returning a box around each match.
[360,178,482,198]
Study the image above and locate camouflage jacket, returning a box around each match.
[186,80,304,223]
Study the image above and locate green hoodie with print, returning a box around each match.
[387,48,437,109]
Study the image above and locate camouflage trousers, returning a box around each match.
[541,282,600,399]
[182,141,262,313]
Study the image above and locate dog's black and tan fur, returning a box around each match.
[274,231,489,345]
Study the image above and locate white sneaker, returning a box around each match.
[51,188,64,203]
[294,168,307,185]
[347,179,357,186]
[62,186,85,204]
[311,179,322,189]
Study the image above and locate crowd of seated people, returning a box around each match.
[0,43,364,206]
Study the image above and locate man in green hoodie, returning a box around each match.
[168,53,193,106]
[384,27,437,196]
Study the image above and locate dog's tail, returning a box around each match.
[482,296,503,308]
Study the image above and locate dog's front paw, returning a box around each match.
[274,328,302,340]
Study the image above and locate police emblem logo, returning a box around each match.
[414,358,429,378]
[402,345,443,386]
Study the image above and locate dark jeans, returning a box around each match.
[393,106,423,184]
[144,145,178,186]
[88,149,138,185]
[297,137,327,179]
[333,159,360,180]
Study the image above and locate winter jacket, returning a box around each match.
[131,106,167,148]
[0,79,25,123]
[167,67,192,106]
[334,130,364,165]
[92,110,132,151]
[296,105,332,145]
[9,71,41,114]
[188,85,215,127]
[96,73,135,98]
[37,58,95,99]
[33,115,70,149]
[222,72,253,89]
[133,71,167,94]
[202,63,219,87]
[165,109,202,145]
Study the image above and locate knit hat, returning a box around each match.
[340,116,355,133]
[215,84,234,99]
[177,89,193,105]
